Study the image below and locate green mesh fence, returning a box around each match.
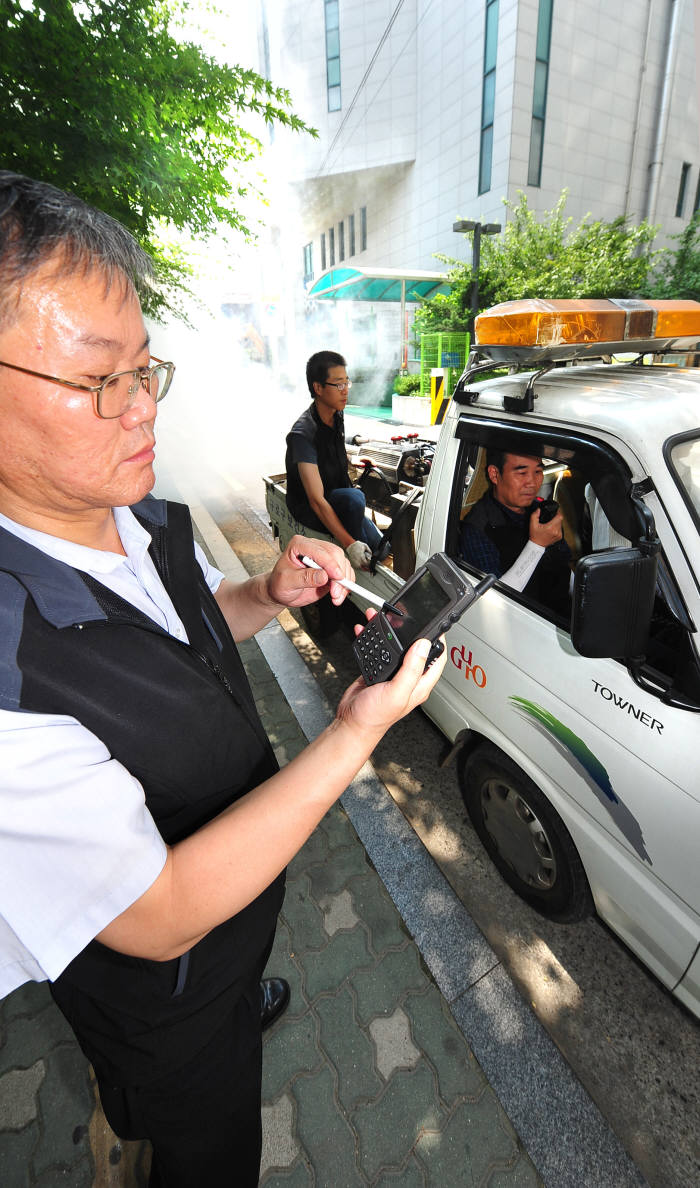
[419,332,470,397]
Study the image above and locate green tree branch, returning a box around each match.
[413,191,661,338]
[0,0,317,314]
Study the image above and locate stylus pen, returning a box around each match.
[299,555,404,615]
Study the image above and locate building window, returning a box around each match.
[320,232,327,272]
[329,226,335,266]
[303,242,313,284]
[348,213,356,256]
[478,0,499,195]
[693,173,700,216]
[325,0,341,112]
[360,206,367,252]
[527,0,552,187]
[676,162,691,217]
[338,220,345,261]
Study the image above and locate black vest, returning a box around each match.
[0,498,284,1084]
[467,491,570,617]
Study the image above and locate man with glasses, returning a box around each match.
[285,350,384,570]
[0,173,445,1186]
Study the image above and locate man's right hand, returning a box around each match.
[529,506,564,547]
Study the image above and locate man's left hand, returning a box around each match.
[266,535,353,608]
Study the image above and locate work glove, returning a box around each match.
[346,540,372,571]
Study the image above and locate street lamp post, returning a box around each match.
[452,219,502,334]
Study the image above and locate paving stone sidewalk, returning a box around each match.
[252,642,539,1186]
[0,633,541,1187]
[260,807,540,1186]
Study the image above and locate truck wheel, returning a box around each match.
[459,744,592,922]
[300,597,343,640]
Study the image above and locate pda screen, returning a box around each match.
[385,569,450,646]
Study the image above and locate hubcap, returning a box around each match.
[480,779,557,889]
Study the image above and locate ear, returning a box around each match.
[487,464,499,484]
[312,381,324,398]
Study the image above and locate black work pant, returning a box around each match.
[96,980,263,1187]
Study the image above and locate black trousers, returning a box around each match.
[95,979,263,1187]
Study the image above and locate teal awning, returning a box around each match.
[307,266,450,302]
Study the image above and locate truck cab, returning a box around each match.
[265,297,700,1017]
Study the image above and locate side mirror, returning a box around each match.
[571,547,658,659]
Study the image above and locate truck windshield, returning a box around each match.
[668,437,700,531]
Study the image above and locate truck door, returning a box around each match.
[427,417,700,996]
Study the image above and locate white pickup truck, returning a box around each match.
[265,298,700,1019]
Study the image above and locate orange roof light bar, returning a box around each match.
[651,299,700,338]
[475,298,700,353]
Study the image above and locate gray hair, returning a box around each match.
[0,172,153,323]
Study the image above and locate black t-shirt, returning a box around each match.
[285,403,350,527]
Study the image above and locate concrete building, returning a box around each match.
[261,0,699,288]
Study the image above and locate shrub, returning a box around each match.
[393,373,422,396]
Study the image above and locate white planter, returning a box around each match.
[391,394,432,425]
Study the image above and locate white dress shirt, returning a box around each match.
[0,506,225,997]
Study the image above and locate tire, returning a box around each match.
[459,744,593,922]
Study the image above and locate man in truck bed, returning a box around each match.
[285,350,384,570]
[460,448,571,616]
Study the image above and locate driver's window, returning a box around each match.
[454,436,574,626]
[452,435,641,627]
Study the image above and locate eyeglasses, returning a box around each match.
[324,379,352,391]
[0,356,175,419]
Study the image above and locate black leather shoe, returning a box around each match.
[260,977,290,1031]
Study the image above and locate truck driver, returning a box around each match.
[460,449,571,617]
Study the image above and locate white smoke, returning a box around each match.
[148,0,421,511]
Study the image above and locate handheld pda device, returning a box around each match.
[353,553,496,684]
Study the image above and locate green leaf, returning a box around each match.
[0,0,315,316]
[416,191,663,333]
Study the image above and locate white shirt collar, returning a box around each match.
[0,506,151,574]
